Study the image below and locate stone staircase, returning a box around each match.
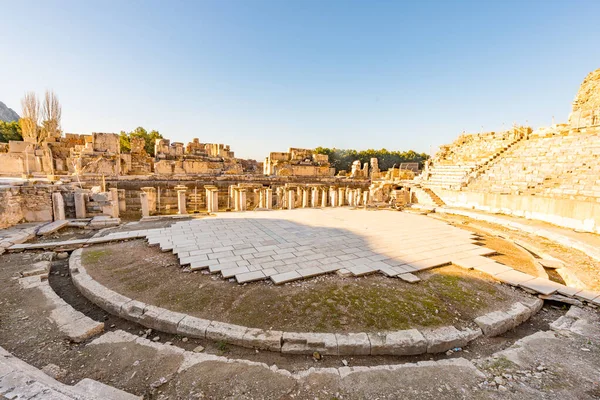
[421,187,445,206]
[423,127,529,191]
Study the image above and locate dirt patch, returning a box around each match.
[82,240,533,333]
[434,213,600,291]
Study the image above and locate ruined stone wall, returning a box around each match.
[0,185,54,228]
[569,68,600,128]
[0,187,24,228]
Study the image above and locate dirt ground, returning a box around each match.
[81,239,534,333]
[4,214,600,399]
[433,213,600,290]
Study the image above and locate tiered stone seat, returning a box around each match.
[467,128,600,202]
[424,128,527,189]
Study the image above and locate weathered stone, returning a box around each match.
[242,328,283,351]
[474,310,515,337]
[281,332,338,355]
[177,316,211,339]
[368,329,427,356]
[335,333,371,355]
[422,326,469,353]
[206,321,248,346]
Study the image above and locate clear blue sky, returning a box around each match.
[2,0,599,160]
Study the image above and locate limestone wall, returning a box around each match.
[0,185,54,228]
[569,68,600,128]
[435,189,600,234]
[0,187,24,228]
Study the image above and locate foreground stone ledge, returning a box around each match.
[139,306,186,334]
[368,329,427,356]
[69,248,545,356]
[242,328,283,351]
[177,316,211,339]
[335,332,371,355]
[36,280,104,343]
[206,321,248,346]
[282,332,338,355]
[422,326,475,353]
[0,344,140,400]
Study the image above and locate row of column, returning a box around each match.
[138,184,369,217]
[276,186,368,210]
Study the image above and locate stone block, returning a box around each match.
[519,278,562,295]
[368,329,427,356]
[474,311,514,336]
[140,306,186,334]
[335,333,371,355]
[119,300,147,323]
[519,297,544,314]
[206,321,248,346]
[506,302,532,326]
[177,316,211,339]
[422,326,469,353]
[242,328,283,351]
[281,332,338,355]
[74,378,141,400]
[398,273,420,283]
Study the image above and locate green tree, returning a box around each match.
[118,127,163,156]
[0,120,23,142]
[314,147,429,174]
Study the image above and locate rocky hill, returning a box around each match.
[0,101,20,122]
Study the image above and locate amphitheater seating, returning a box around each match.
[467,128,600,202]
[423,127,528,189]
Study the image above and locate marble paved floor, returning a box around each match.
[143,208,496,284]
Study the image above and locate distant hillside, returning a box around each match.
[0,101,20,122]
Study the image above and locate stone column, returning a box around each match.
[206,188,213,212]
[348,189,354,208]
[109,188,119,218]
[311,188,318,208]
[356,189,362,206]
[276,187,283,209]
[177,189,187,214]
[330,187,338,207]
[239,189,247,211]
[74,192,86,219]
[302,188,309,208]
[233,188,240,211]
[212,189,219,212]
[52,192,65,221]
[118,189,126,212]
[338,187,345,207]
[265,188,273,209]
[140,192,150,217]
[281,188,288,209]
[259,189,265,209]
[141,187,157,213]
[253,189,260,209]
[321,188,328,207]
[287,190,296,210]
[363,191,369,206]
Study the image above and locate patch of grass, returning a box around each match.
[216,341,229,354]
[82,249,111,265]
[486,356,516,372]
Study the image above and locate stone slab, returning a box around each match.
[37,220,69,236]
[519,278,562,295]
[398,273,420,283]
[368,329,427,356]
[281,332,338,355]
[177,316,211,339]
[206,321,248,346]
[242,328,283,351]
[335,333,371,355]
[493,269,536,286]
